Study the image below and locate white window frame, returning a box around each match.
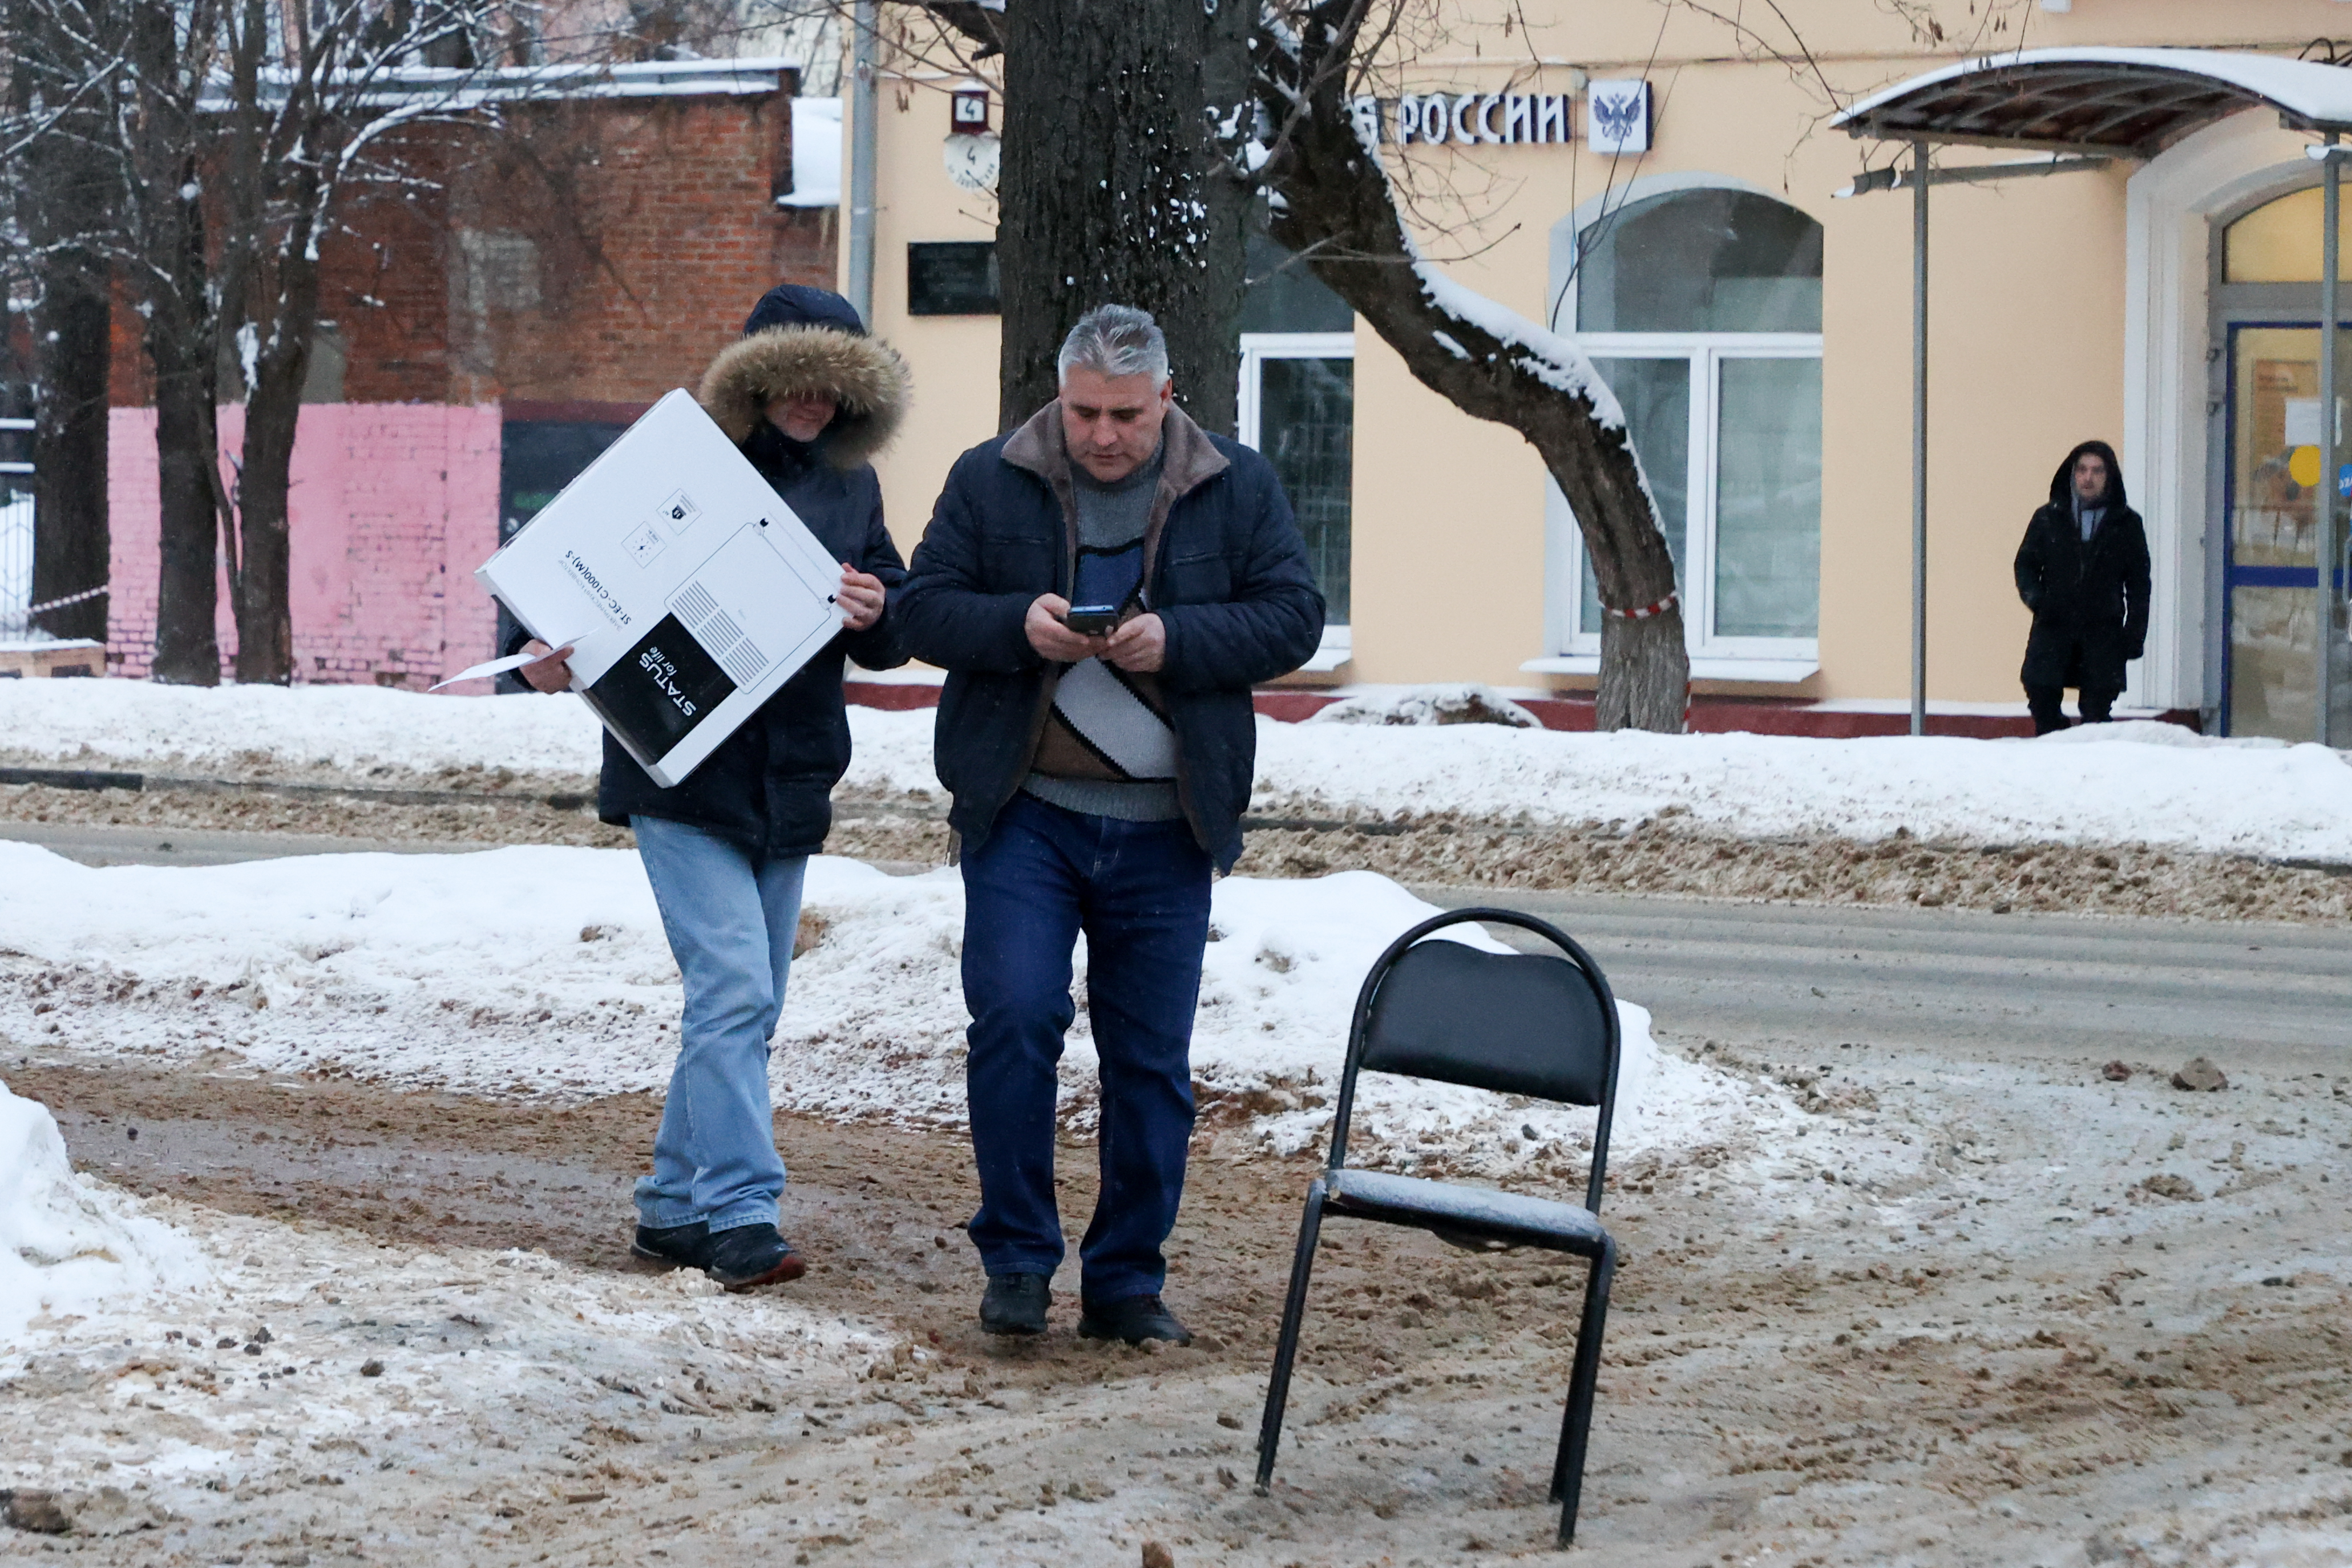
[1532,176,1823,684]
[1239,330,1356,670]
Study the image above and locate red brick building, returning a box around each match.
[94,59,838,686]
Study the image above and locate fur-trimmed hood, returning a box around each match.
[697,326,911,471]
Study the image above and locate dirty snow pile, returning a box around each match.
[0,844,1772,1167]
[0,675,606,778]
[1244,718,2352,863]
[782,861,1763,1168]
[8,681,2352,860]
[0,1077,205,1341]
[1303,683,1539,728]
[846,705,2352,862]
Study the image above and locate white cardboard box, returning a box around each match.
[476,390,845,787]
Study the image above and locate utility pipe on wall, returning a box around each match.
[845,0,879,329]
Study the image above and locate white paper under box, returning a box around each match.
[475,389,844,787]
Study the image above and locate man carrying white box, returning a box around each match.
[516,285,909,1290]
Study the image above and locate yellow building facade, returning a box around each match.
[846,3,2352,738]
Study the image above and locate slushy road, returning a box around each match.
[7,821,2343,1073]
[1419,883,2351,1077]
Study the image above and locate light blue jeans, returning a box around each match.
[630,815,807,1234]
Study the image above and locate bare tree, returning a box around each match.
[726,3,1253,432]
[116,0,232,682]
[1247,2,1688,730]
[801,2,1688,724]
[2,0,118,648]
[200,1,510,684]
[9,0,519,683]
[995,1,1250,435]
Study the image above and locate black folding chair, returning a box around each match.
[1253,907,1622,1547]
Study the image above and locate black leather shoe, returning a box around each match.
[980,1273,1051,1336]
[631,1221,709,1267]
[700,1224,806,1291]
[1077,1294,1192,1347]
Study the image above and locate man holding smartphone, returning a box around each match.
[897,305,1323,1345]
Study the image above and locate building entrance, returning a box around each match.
[2216,187,2352,741]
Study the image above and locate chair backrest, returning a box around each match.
[1327,908,1621,1213]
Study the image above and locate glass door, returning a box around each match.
[2223,326,2352,739]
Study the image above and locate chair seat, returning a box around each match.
[1323,1168,1607,1251]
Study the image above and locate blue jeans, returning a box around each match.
[960,793,1213,1306]
[631,815,807,1234]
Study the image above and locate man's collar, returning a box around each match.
[1004,400,1229,499]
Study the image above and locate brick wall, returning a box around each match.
[106,403,504,688]
[321,89,834,409]
[90,80,835,686]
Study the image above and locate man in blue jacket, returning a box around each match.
[516,284,910,1291]
[896,305,1323,1345]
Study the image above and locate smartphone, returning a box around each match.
[1062,605,1120,636]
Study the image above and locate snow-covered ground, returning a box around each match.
[0,844,1777,1174]
[7,680,2349,861]
[7,684,2350,1563]
[2,678,610,779]
[0,1091,889,1535]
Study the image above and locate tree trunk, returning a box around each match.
[13,11,115,648]
[997,0,1249,434]
[26,266,111,646]
[233,312,313,685]
[1255,3,1689,730]
[147,318,223,685]
[1597,608,1688,732]
[143,148,225,684]
[121,0,229,684]
[230,150,328,686]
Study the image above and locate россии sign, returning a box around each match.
[1349,92,1573,146]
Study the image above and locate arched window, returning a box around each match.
[2221,184,2352,283]
[1545,182,1824,676]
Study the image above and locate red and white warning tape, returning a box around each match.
[21,583,108,615]
[1602,589,1678,621]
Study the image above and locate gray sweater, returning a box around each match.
[1022,443,1184,822]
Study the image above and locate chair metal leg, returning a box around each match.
[1549,1235,1617,1545]
[1254,1177,1329,1493]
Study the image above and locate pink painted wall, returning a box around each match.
[107,403,505,690]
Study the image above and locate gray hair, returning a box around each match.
[1056,304,1170,387]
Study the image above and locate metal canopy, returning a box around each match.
[1837,47,2352,156]
[1837,49,2352,745]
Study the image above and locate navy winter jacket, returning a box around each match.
[895,402,1325,872]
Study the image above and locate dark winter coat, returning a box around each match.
[512,287,913,858]
[2014,439,2151,694]
[894,401,1324,873]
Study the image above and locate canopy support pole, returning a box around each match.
[2322,132,2342,748]
[1911,139,1930,738]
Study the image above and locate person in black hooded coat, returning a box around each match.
[2014,439,2151,735]
[511,285,911,1290]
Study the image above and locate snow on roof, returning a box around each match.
[200,56,805,115]
[1836,47,2352,154]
